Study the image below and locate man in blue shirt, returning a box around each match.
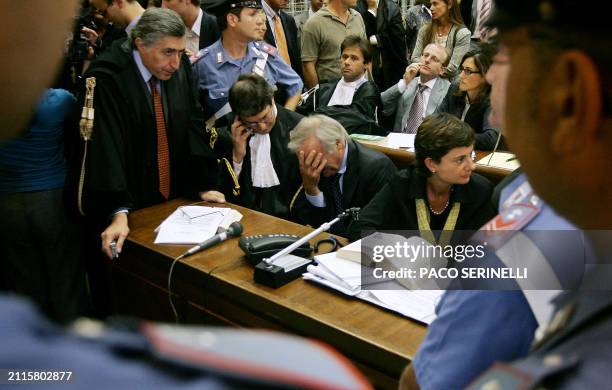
[194,0,303,123]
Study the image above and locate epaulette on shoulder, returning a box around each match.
[192,48,210,65]
[254,41,278,56]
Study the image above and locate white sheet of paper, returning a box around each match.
[315,252,363,289]
[368,289,443,324]
[476,151,521,171]
[304,269,440,324]
[154,206,231,245]
[386,133,415,150]
[306,251,443,324]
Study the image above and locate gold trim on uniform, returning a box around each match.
[78,77,97,216]
[415,199,460,247]
[289,185,304,212]
[222,157,240,196]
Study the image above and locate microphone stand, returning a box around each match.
[254,208,360,288]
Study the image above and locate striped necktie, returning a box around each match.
[149,77,171,199]
[476,0,492,40]
[403,84,428,134]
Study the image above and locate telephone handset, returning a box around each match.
[239,234,314,265]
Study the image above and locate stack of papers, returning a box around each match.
[350,133,386,142]
[154,206,242,244]
[476,151,520,171]
[303,252,443,325]
[386,133,415,150]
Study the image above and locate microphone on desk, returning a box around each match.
[180,222,244,259]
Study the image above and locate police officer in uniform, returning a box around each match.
[193,0,303,126]
[466,0,612,388]
[400,170,588,389]
[1,294,371,388]
[400,2,606,386]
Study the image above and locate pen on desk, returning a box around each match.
[506,156,517,162]
[110,240,119,259]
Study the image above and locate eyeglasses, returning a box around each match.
[240,105,274,128]
[179,207,224,223]
[459,66,481,76]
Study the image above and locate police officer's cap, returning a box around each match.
[487,0,606,33]
[202,0,262,17]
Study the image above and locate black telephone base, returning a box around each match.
[254,260,313,288]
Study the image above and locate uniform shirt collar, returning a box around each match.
[215,40,257,67]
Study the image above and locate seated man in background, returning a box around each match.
[298,35,382,134]
[381,43,450,133]
[216,73,303,219]
[288,115,396,235]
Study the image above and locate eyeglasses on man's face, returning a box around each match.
[240,105,274,129]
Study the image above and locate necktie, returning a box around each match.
[476,0,491,40]
[149,78,171,199]
[403,84,428,134]
[274,15,291,66]
[328,173,344,234]
[329,173,344,215]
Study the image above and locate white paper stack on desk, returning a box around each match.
[154,205,243,244]
[303,251,443,325]
[476,151,520,171]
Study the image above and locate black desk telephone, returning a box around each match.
[239,234,314,265]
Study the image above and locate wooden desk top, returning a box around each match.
[122,199,427,383]
[359,139,513,183]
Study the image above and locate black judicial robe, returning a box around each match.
[291,139,396,234]
[297,79,385,135]
[347,166,495,242]
[75,38,218,218]
[297,78,381,120]
[216,104,303,220]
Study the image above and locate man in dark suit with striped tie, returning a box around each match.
[75,8,223,259]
